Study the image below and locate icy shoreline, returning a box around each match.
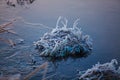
[34,17,92,58]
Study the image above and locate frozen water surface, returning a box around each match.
[0,0,120,80]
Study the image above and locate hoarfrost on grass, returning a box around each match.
[34,17,92,58]
[79,59,120,80]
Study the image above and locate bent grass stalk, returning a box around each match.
[24,62,48,80]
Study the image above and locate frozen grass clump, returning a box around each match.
[79,59,120,80]
[34,17,92,58]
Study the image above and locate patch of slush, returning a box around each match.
[79,59,120,80]
[34,17,92,58]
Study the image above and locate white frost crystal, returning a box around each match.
[79,59,120,80]
[34,17,92,58]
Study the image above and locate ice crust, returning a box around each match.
[34,17,92,58]
[79,59,120,80]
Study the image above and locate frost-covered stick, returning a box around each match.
[17,17,53,29]
[61,17,68,28]
[73,18,80,28]
[56,16,68,29]
[56,16,62,29]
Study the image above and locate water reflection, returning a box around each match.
[41,52,91,62]
[6,0,35,7]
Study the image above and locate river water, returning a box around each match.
[0,0,120,79]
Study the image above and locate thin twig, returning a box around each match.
[24,62,48,80]
[18,17,53,29]
[5,51,20,59]
[0,18,16,28]
[44,73,56,80]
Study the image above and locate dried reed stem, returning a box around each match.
[24,62,48,80]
